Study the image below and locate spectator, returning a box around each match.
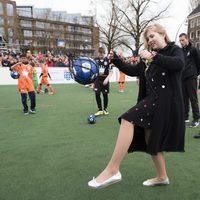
[179,33,200,128]
[46,57,54,67]
[37,51,44,60]
[2,54,11,67]
[55,58,67,67]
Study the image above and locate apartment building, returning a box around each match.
[188,4,200,49]
[0,0,99,57]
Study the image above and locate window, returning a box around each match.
[37,40,46,47]
[0,27,5,35]
[20,20,32,28]
[24,39,32,46]
[66,34,74,40]
[7,18,14,26]
[8,28,13,37]
[35,31,46,37]
[197,17,200,26]
[82,28,91,34]
[17,7,32,17]
[196,30,200,38]
[9,38,13,43]
[0,18,4,25]
[190,31,194,39]
[7,4,14,16]
[36,22,50,29]
[190,20,195,28]
[0,2,3,15]
[52,24,64,30]
[68,26,76,32]
[24,30,33,37]
[82,36,91,42]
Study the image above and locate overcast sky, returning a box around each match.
[15,0,190,44]
[15,0,93,13]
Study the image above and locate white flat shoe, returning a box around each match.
[88,171,122,189]
[143,178,169,186]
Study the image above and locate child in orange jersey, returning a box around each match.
[118,71,125,92]
[10,54,36,115]
[37,60,55,95]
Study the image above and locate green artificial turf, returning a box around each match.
[0,82,199,200]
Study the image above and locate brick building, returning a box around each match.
[0,0,99,57]
[188,4,200,49]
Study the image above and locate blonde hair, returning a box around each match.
[143,24,171,49]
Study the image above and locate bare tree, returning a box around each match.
[189,0,200,10]
[112,0,171,55]
[96,0,129,53]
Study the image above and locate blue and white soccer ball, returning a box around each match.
[10,71,20,79]
[87,114,96,124]
[70,57,99,85]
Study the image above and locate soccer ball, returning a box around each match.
[87,114,96,124]
[10,71,20,79]
[70,57,99,85]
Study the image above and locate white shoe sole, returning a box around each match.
[88,171,122,189]
[143,178,169,186]
[89,178,122,189]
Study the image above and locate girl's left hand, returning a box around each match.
[139,50,152,60]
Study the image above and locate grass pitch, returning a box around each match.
[0,82,199,200]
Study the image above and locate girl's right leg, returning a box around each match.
[95,119,134,183]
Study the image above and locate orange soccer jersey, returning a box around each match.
[14,64,34,93]
[40,64,50,85]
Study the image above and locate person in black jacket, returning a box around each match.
[88,24,185,189]
[93,47,113,116]
[179,33,200,128]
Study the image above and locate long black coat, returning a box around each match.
[112,42,185,155]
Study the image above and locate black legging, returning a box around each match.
[95,92,108,111]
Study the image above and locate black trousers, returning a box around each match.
[21,91,36,112]
[182,78,200,121]
[94,77,109,111]
[95,92,108,111]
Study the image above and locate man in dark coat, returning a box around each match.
[179,33,200,128]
